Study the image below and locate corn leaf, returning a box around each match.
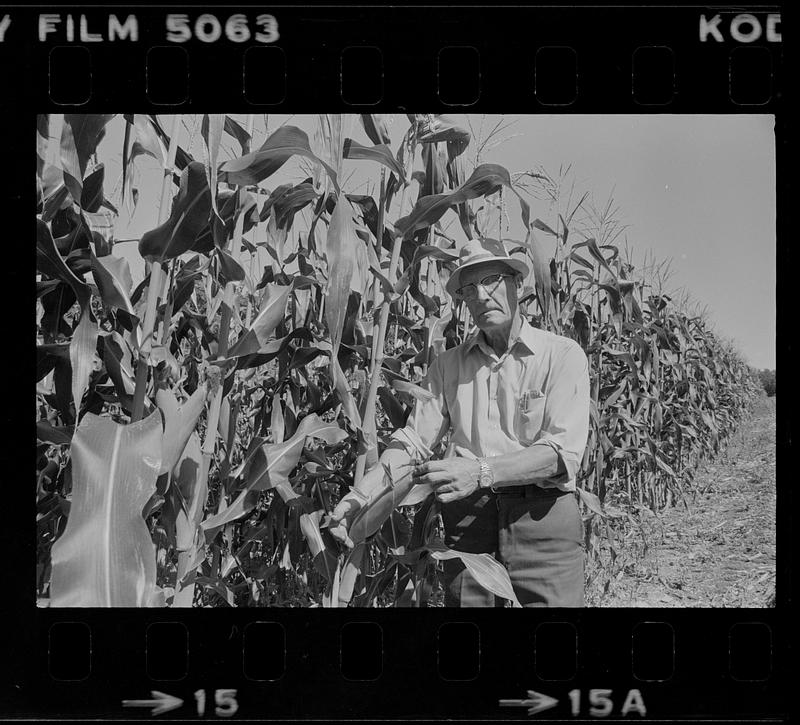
[428,544,522,607]
[37,113,49,176]
[223,115,251,155]
[300,509,326,557]
[322,558,342,608]
[138,161,212,261]
[167,255,207,314]
[606,349,640,388]
[395,163,529,239]
[201,114,224,219]
[156,386,207,476]
[380,509,412,551]
[37,219,90,310]
[49,410,163,607]
[391,379,435,402]
[200,414,346,541]
[343,138,405,181]
[172,432,205,549]
[36,420,74,445]
[408,496,441,551]
[270,391,285,444]
[359,114,391,145]
[397,482,434,507]
[36,342,69,382]
[302,510,338,584]
[574,237,616,280]
[219,125,339,191]
[267,182,318,230]
[100,332,136,411]
[337,542,367,607]
[128,115,165,165]
[330,355,362,426]
[325,194,358,354]
[90,251,135,316]
[145,114,195,171]
[171,432,205,607]
[324,194,363,425]
[226,283,292,359]
[527,227,552,320]
[80,164,106,213]
[123,116,165,212]
[532,218,558,236]
[420,143,446,197]
[577,487,605,518]
[215,248,246,284]
[377,386,408,428]
[60,114,115,202]
[41,183,73,223]
[348,470,416,545]
[417,115,470,145]
[69,307,98,417]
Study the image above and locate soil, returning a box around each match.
[596,395,776,607]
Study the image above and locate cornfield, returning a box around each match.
[36,113,760,607]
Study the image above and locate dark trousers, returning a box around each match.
[440,486,585,607]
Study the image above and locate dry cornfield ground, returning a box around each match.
[591,395,776,607]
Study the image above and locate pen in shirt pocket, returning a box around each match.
[520,389,543,410]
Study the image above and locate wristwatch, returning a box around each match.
[477,458,495,490]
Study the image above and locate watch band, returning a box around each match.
[477,457,495,490]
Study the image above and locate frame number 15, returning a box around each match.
[194,689,238,718]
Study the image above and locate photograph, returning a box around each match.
[35,112,776,608]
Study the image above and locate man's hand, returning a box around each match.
[329,460,391,549]
[412,458,482,503]
[328,491,366,549]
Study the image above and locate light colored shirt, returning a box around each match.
[391,317,590,492]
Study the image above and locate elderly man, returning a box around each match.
[331,238,590,607]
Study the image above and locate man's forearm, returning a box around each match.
[486,444,565,488]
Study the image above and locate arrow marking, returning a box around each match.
[122,690,184,716]
[499,689,559,716]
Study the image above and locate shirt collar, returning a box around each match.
[465,315,538,356]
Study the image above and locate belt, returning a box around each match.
[492,484,571,498]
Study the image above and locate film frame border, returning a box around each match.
[5,2,787,720]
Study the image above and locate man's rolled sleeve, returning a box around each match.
[387,353,451,461]
[530,342,590,487]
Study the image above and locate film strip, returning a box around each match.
[4,2,787,721]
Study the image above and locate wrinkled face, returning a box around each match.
[459,261,519,332]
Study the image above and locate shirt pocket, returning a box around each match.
[517,390,547,443]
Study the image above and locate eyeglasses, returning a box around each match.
[455,273,512,300]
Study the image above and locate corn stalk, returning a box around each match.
[131,115,180,422]
[199,114,254,511]
[354,128,416,486]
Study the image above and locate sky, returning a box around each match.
[53,113,776,369]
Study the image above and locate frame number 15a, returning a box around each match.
[569,689,647,717]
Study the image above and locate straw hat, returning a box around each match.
[445,238,529,297]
